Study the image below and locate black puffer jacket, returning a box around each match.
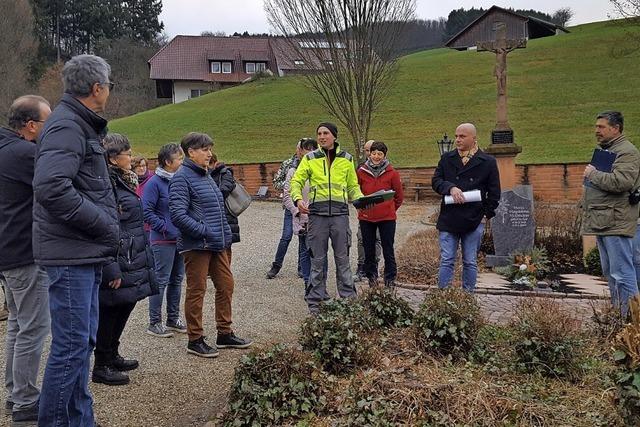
[211,163,240,244]
[33,94,119,265]
[101,168,158,306]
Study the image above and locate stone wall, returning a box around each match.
[147,159,588,202]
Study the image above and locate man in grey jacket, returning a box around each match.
[582,111,640,317]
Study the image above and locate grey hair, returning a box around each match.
[596,111,624,133]
[62,55,111,97]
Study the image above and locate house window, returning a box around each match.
[325,60,333,66]
[222,62,232,73]
[190,89,205,98]
[294,60,305,65]
[245,62,267,74]
[211,62,221,73]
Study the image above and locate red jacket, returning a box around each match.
[356,162,404,222]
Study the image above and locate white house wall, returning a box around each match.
[172,81,217,104]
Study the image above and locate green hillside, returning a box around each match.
[110,21,640,166]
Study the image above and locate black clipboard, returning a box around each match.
[584,148,617,188]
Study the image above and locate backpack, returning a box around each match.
[273,156,296,191]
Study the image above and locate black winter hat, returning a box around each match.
[317,122,338,138]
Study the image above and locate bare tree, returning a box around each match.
[265,0,415,159]
[610,0,640,20]
[0,0,37,125]
[552,7,574,27]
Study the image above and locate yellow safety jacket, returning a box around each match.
[290,142,363,216]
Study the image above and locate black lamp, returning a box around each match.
[437,134,454,156]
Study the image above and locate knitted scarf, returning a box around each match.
[365,158,389,178]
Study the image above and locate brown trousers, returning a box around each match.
[182,249,234,341]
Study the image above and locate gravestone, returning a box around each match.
[486,185,535,267]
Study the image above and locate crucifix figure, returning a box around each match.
[477,22,526,143]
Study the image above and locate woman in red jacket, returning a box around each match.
[357,141,404,287]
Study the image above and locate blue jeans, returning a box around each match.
[633,224,640,287]
[149,244,185,325]
[273,209,302,274]
[597,234,639,317]
[438,223,484,292]
[39,265,100,427]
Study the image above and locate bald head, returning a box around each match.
[456,123,477,137]
[454,123,478,152]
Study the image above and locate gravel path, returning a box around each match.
[0,201,429,427]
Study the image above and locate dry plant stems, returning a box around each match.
[590,298,625,342]
[511,298,585,379]
[264,0,415,159]
[612,296,640,424]
[395,228,443,286]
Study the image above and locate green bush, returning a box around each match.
[584,246,603,277]
[413,288,483,357]
[223,344,326,426]
[299,298,375,374]
[361,288,414,328]
[511,298,584,378]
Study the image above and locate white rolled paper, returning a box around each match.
[444,189,482,205]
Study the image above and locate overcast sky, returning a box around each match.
[159,0,616,38]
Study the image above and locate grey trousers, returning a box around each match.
[356,224,381,269]
[306,214,356,313]
[3,264,50,410]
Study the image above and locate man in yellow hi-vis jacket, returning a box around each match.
[290,122,364,314]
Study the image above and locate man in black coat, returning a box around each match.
[0,95,51,426]
[32,55,119,427]
[431,123,501,292]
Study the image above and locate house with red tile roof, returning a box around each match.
[149,36,336,103]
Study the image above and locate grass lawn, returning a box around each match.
[110,20,640,167]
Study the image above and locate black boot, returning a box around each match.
[92,365,130,386]
[266,263,280,279]
[112,354,139,371]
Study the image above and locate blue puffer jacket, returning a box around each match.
[143,172,181,243]
[169,158,232,253]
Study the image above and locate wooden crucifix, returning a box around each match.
[477,22,526,144]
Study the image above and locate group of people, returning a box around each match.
[0,50,637,427]
[0,55,250,427]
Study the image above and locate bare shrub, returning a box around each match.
[396,228,443,286]
[511,298,585,379]
[534,203,583,274]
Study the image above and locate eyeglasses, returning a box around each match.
[117,152,132,157]
[102,81,115,91]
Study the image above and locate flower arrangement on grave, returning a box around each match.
[496,247,550,288]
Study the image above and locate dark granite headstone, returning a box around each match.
[486,185,535,267]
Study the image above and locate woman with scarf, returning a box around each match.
[94,134,157,386]
[356,141,404,288]
[142,143,187,338]
[133,155,153,237]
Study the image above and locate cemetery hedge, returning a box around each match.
[111,20,640,166]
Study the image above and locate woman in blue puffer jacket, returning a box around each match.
[169,132,252,359]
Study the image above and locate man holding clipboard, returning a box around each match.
[582,111,640,317]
